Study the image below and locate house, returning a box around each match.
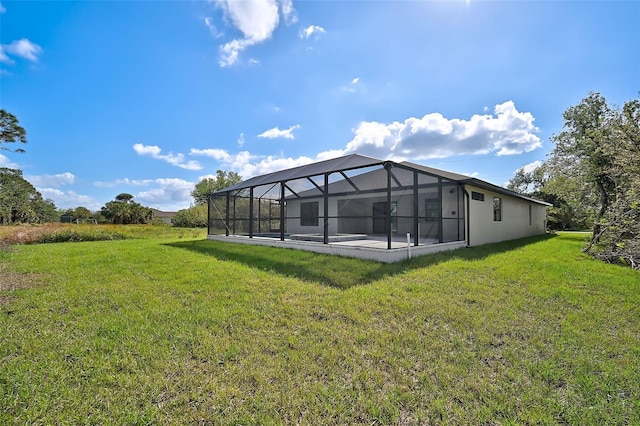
[207,154,550,262]
[150,208,177,225]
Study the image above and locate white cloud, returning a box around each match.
[188,146,312,181]
[279,0,297,24]
[0,44,13,64]
[460,171,480,178]
[520,160,544,174]
[94,178,154,188]
[258,124,300,139]
[133,144,161,156]
[194,149,257,172]
[218,39,245,67]
[299,25,325,39]
[190,147,232,161]
[214,0,294,66]
[333,101,541,160]
[315,149,345,162]
[38,188,100,211]
[248,58,261,66]
[237,133,245,147]
[196,173,219,181]
[505,160,545,188]
[135,178,195,211]
[339,77,361,94]
[2,38,43,62]
[229,150,256,170]
[0,153,19,168]
[133,143,203,170]
[204,17,222,38]
[0,46,12,64]
[216,0,278,41]
[234,154,315,179]
[26,172,75,187]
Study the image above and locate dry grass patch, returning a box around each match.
[0,242,48,307]
[0,268,45,291]
[0,263,46,308]
[0,223,129,244]
[0,224,206,245]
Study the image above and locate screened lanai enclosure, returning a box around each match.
[207,154,467,254]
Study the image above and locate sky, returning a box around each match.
[1,0,638,212]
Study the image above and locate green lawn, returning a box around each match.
[1,231,638,424]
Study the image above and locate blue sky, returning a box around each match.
[1,0,638,211]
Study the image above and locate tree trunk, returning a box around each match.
[587,181,609,250]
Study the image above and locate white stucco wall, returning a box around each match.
[466,185,547,247]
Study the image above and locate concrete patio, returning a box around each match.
[207,233,466,263]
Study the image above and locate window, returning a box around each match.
[493,197,502,221]
[471,191,485,201]
[425,199,440,220]
[300,201,319,226]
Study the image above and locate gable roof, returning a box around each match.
[214,154,551,206]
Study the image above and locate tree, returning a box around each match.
[584,98,640,268]
[0,167,58,223]
[115,193,134,203]
[62,206,93,222]
[32,197,58,223]
[0,109,27,153]
[100,193,154,224]
[546,92,640,268]
[547,92,617,243]
[191,170,242,205]
[0,111,58,224]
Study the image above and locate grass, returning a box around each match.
[1,229,638,424]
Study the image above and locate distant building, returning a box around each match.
[60,215,97,224]
[150,208,177,225]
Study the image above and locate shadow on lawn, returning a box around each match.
[166,234,557,289]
